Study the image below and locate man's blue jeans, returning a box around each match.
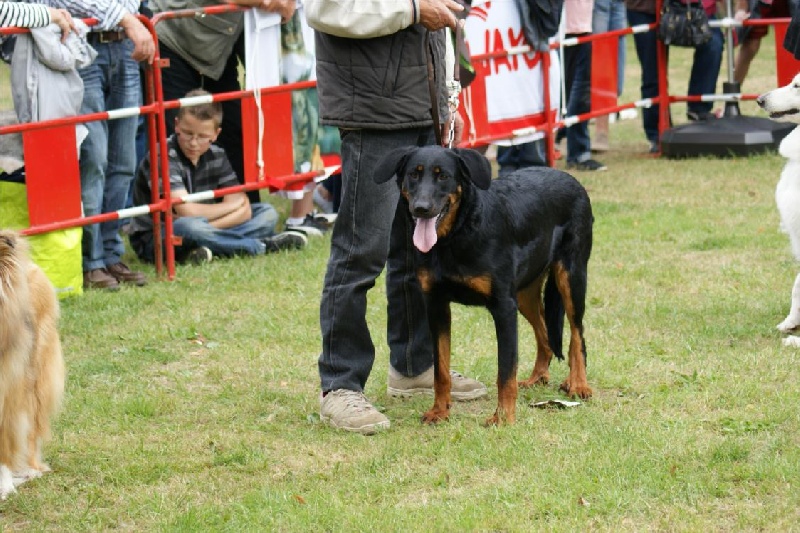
[627,10,724,144]
[319,128,436,393]
[78,40,140,272]
[131,203,279,262]
[564,37,593,164]
[593,0,627,95]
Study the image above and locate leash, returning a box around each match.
[426,24,463,148]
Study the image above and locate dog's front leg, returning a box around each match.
[777,273,800,333]
[422,299,452,424]
[486,298,519,426]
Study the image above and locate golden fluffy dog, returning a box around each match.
[0,230,64,500]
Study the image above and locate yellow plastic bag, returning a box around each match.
[0,176,83,299]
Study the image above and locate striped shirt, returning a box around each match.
[0,2,51,28]
[25,0,140,31]
[130,134,239,235]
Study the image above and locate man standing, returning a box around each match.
[31,0,155,290]
[306,0,487,434]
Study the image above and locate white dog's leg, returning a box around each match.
[783,335,800,348]
[0,464,16,500]
[778,273,800,333]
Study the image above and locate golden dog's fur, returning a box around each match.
[0,230,64,500]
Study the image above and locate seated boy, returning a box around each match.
[129,89,306,263]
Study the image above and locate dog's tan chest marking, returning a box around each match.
[436,187,462,238]
[416,267,492,297]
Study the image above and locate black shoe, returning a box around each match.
[566,159,608,172]
[687,110,717,121]
[649,141,660,154]
[186,246,213,264]
[263,231,307,252]
[285,214,329,237]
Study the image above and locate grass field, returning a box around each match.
[2,28,800,532]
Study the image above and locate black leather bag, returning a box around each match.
[657,0,713,47]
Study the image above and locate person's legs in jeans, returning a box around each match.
[627,10,660,145]
[101,40,141,266]
[565,39,592,164]
[173,203,279,257]
[687,22,724,118]
[77,52,110,273]
[319,128,433,394]
[496,141,547,177]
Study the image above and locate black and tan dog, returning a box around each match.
[375,146,593,426]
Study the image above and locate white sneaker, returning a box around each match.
[320,389,390,435]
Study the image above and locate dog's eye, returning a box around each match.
[433,167,449,181]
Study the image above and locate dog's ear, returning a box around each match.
[374,146,418,185]
[453,148,492,190]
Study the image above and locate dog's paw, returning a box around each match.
[421,408,449,424]
[518,373,549,388]
[0,465,16,501]
[776,315,800,333]
[560,380,593,399]
[14,467,42,484]
[782,335,800,348]
[484,410,515,427]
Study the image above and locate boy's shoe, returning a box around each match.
[387,366,487,401]
[263,231,307,252]
[187,246,213,264]
[312,210,337,228]
[320,389,390,435]
[286,214,328,237]
[566,159,607,172]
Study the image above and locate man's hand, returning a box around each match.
[119,13,155,64]
[48,8,76,42]
[441,112,464,146]
[419,0,464,32]
[227,0,296,23]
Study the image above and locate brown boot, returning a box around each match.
[107,262,147,286]
[83,268,120,291]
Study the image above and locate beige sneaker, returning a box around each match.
[387,366,487,401]
[320,389,390,435]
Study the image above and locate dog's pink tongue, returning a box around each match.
[413,218,437,253]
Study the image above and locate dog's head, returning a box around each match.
[757,73,800,124]
[374,146,492,252]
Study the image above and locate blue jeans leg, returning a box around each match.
[593,0,627,94]
[627,10,660,144]
[319,128,435,393]
[565,39,592,163]
[687,22,723,116]
[78,40,140,271]
[173,203,278,257]
[496,141,547,177]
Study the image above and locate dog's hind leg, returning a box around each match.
[517,274,554,387]
[552,261,592,399]
[777,273,800,333]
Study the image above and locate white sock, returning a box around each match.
[286,217,305,226]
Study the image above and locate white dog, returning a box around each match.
[758,74,800,347]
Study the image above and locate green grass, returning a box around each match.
[2,29,800,533]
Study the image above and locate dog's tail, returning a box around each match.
[544,274,565,360]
